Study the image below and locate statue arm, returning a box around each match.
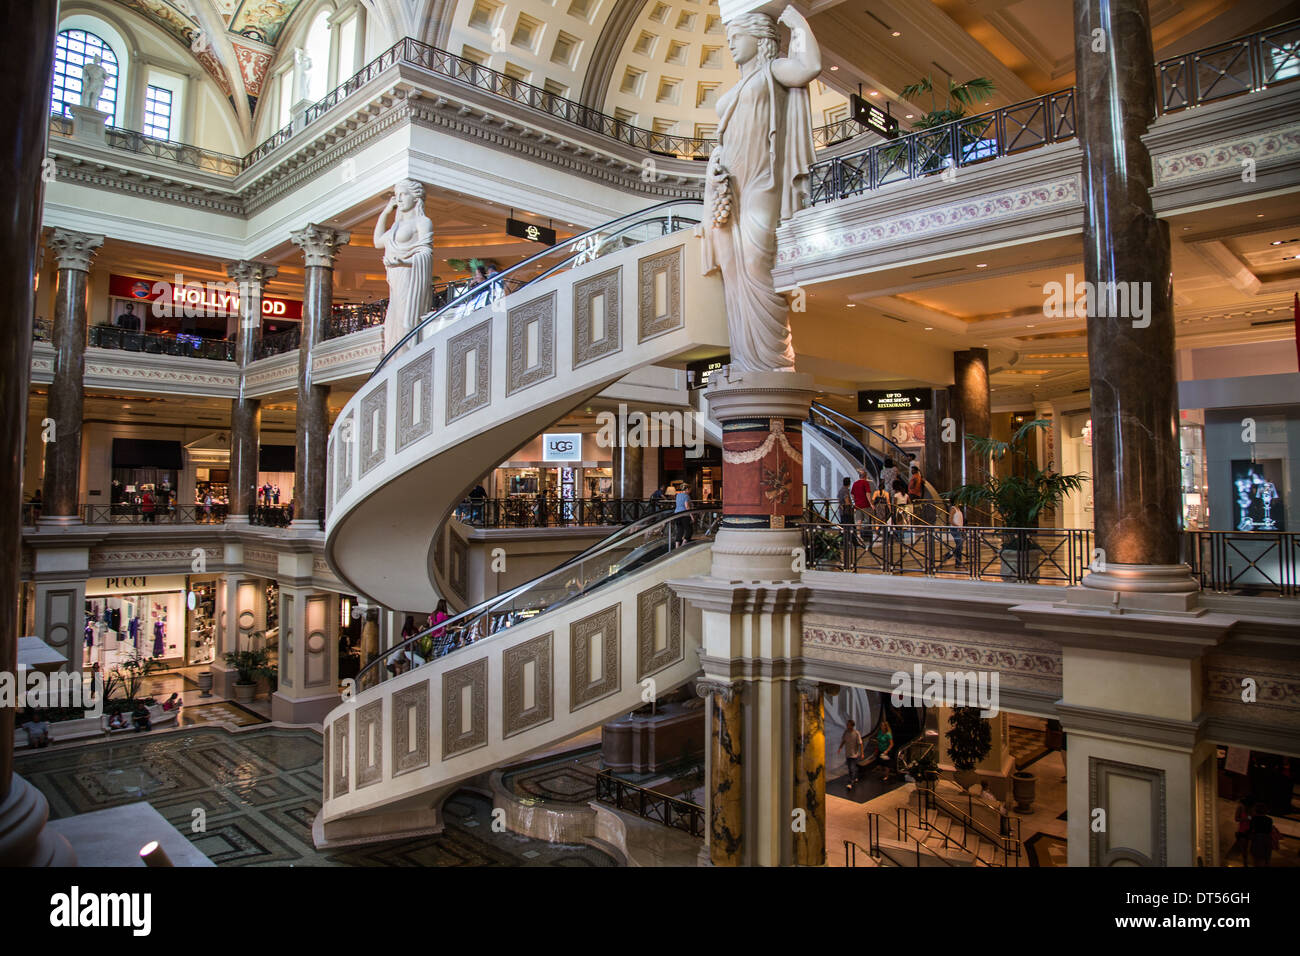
[372,208,391,248]
[772,5,821,89]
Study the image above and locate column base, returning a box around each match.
[0,774,77,866]
[223,514,251,529]
[271,690,338,725]
[1083,562,1198,598]
[37,514,83,530]
[710,528,803,582]
[210,662,237,700]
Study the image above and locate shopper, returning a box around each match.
[22,710,51,748]
[878,457,899,498]
[850,468,873,546]
[944,502,966,567]
[876,720,895,783]
[838,719,864,791]
[141,489,155,523]
[672,482,692,548]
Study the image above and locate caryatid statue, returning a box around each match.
[374,179,435,352]
[80,55,108,109]
[699,5,820,373]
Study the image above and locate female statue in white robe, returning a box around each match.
[700,6,820,373]
[374,178,434,353]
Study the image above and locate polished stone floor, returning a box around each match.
[17,727,615,867]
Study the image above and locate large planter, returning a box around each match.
[196,671,214,698]
[233,681,256,703]
[1012,771,1036,812]
[998,537,1042,583]
[954,768,980,790]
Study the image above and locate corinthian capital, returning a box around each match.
[290,224,351,267]
[47,229,104,272]
[226,260,279,287]
[696,677,741,703]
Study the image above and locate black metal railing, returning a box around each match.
[595,770,704,838]
[453,497,680,529]
[254,327,300,360]
[87,325,236,361]
[241,121,294,169]
[1186,530,1300,596]
[916,786,1022,868]
[810,18,1299,206]
[804,523,1094,586]
[105,127,244,176]
[80,503,227,525]
[326,301,387,339]
[249,505,295,528]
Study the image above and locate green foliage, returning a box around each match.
[946,707,992,772]
[223,647,276,685]
[899,75,997,129]
[944,419,1088,530]
[102,650,169,705]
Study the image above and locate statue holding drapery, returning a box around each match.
[699,5,820,373]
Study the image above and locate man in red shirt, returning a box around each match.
[850,468,873,546]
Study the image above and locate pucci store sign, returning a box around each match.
[109,274,303,320]
[86,574,189,596]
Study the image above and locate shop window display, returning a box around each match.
[84,587,183,671]
[187,580,217,665]
[1231,459,1285,532]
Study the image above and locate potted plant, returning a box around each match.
[891,74,997,175]
[223,647,276,703]
[945,419,1088,582]
[102,650,169,706]
[946,707,992,790]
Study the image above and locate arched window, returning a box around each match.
[52,29,120,118]
[303,10,332,101]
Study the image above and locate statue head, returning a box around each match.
[393,178,424,213]
[726,14,778,67]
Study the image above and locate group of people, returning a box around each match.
[838,718,895,790]
[387,600,454,675]
[835,458,966,566]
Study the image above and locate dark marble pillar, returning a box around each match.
[1074,0,1189,586]
[793,679,826,866]
[697,678,743,866]
[41,230,103,520]
[0,0,77,865]
[924,387,958,494]
[226,261,277,521]
[289,225,349,529]
[610,438,644,507]
[951,349,990,492]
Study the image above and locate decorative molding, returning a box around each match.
[47,228,105,272]
[636,582,683,681]
[392,681,431,776]
[355,699,384,789]
[396,350,434,452]
[446,318,492,424]
[442,658,489,759]
[506,292,557,396]
[290,223,351,267]
[637,245,684,342]
[695,677,741,703]
[1088,757,1167,867]
[570,604,621,711]
[449,532,468,600]
[573,266,623,369]
[331,714,350,798]
[503,632,554,739]
[1152,123,1300,186]
[336,411,354,500]
[359,381,388,478]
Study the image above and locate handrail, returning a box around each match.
[370,198,703,379]
[453,497,679,529]
[356,506,720,688]
[919,786,1021,867]
[810,17,1299,206]
[87,325,236,362]
[594,769,704,838]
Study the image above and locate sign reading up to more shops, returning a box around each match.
[687,355,729,390]
[858,389,931,412]
[108,274,303,320]
[541,433,583,462]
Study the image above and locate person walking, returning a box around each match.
[851,468,873,547]
[837,477,855,562]
[141,489,155,524]
[878,457,899,499]
[672,482,692,548]
[839,719,864,791]
[943,502,966,568]
[876,720,895,783]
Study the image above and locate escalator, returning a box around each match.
[317,201,729,843]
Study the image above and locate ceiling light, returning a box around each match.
[829,65,839,71]
[891,30,901,37]
[846,303,856,308]
[905,113,913,119]
[869,91,879,97]
[924,326,933,330]
[976,263,988,269]
[1026,324,1036,328]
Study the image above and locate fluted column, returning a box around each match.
[0,0,77,865]
[697,677,743,866]
[289,225,349,529]
[41,229,103,522]
[226,261,277,522]
[1074,0,1192,591]
[793,679,827,866]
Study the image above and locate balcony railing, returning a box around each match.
[104,127,243,176]
[1187,530,1300,597]
[594,770,705,838]
[326,301,387,339]
[254,327,300,360]
[87,325,236,361]
[452,497,679,528]
[809,18,1299,206]
[80,503,227,525]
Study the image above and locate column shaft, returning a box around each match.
[951,348,990,491]
[923,387,957,494]
[699,679,743,866]
[1074,0,1183,571]
[227,262,276,518]
[793,680,826,866]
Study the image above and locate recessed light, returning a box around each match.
[905,113,914,119]
[1026,324,1036,328]
[869,91,879,97]
[829,65,839,71]
[891,30,901,37]
[924,326,933,330]
[846,303,856,307]
[1257,213,1265,217]
[976,263,988,268]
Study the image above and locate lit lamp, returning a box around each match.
[139,841,174,867]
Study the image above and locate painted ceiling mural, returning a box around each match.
[229,0,306,45]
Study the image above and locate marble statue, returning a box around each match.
[699,5,820,373]
[293,48,312,102]
[374,179,434,353]
[80,55,108,109]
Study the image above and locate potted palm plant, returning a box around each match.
[893,74,997,175]
[223,647,276,703]
[945,419,1088,581]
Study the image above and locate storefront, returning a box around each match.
[1058,410,1094,530]
[257,445,295,512]
[490,433,611,504]
[110,438,183,516]
[84,574,188,670]
[660,444,722,503]
[105,273,302,339]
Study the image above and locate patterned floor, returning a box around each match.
[17,727,615,867]
[1007,725,1050,769]
[1025,832,1069,867]
[179,701,268,728]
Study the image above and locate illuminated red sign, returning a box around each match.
[108,274,302,319]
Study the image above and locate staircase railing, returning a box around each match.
[594,770,704,837]
[916,786,1022,867]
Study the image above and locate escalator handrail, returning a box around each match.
[371,198,705,379]
[356,506,720,686]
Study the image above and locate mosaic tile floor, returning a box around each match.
[17,727,616,867]
[178,701,268,728]
[1007,726,1049,769]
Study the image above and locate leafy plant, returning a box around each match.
[946,707,992,772]
[899,75,996,130]
[223,647,276,685]
[945,419,1088,533]
[102,650,169,705]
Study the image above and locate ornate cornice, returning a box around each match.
[695,677,741,703]
[49,157,245,216]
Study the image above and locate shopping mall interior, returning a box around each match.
[1,0,1298,874]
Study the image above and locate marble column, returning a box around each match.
[951,349,990,491]
[923,387,958,494]
[793,679,826,866]
[0,0,77,866]
[610,437,644,519]
[226,261,277,523]
[1074,0,1192,591]
[289,225,349,530]
[41,229,104,522]
[697,677,743,866]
